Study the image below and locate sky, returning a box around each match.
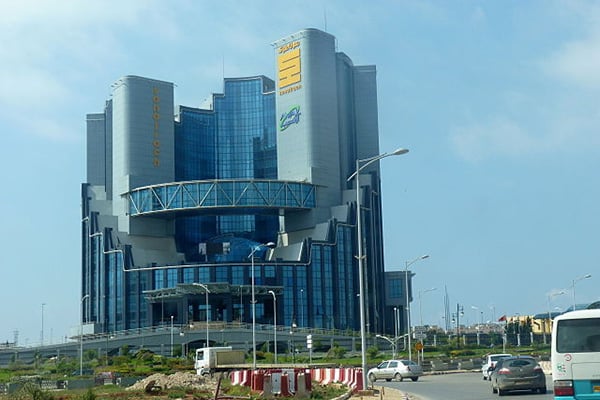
[1,0,599,346]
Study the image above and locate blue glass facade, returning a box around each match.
[172,77,279,262]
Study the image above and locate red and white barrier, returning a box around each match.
[311,368,322,382]
[231,367,365,394]
[333,368,342,383]
[320,368,334,385]
[229,370,250,386]
[351,368,364,392]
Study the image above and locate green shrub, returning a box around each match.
[79,388,96,400]
[12,382,55,400]
[366,346,379,359]
[167,389,186,398]
[449,349,476,357]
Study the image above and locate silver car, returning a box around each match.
[367,359,423,382]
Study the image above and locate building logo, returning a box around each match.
[279,105,301,132]
[152,87,160,167]
[278,40,302,96]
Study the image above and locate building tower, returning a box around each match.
[81,28,391,339]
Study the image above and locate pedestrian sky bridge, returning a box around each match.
[126,179,317,217]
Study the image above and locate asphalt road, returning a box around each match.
[376,372,554,400]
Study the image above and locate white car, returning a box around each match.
[367,359,423,382]
[482,353,512,380]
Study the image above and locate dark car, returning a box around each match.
[490,355,546,395]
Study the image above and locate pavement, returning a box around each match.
[347,363,554,400]
[349,386,417,400]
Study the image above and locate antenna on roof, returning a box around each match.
[323,7,327,31]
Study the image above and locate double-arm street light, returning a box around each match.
[375,334,404,359]
[268,290,277,363]
[347,147,409,390]
[249,242,276,370]
[405,254,429,362]
[571,274,591,310]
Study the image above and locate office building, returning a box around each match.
[81,28,401,340]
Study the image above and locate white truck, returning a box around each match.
[194,346,246,376]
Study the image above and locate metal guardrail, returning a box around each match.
[75,322,358,343]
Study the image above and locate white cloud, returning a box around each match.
[471,6,486,24]
[450,109,600,162]
[0,0,177,141]
[544,34,600,89]
[450,117,539,162]
[541,1,600,88]
[451,3,600,162]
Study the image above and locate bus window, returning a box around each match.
[556,318,600,353]
[585,334,600,352]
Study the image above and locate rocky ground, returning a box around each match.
[126,371,218,392]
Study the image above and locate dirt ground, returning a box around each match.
[123,372,418,400]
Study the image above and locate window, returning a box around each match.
[557,318,600,352]
[388,279,403,299]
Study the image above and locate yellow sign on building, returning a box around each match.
[278,41,301,91]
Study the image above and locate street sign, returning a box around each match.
[306,334,312,349]
[415,342,424,351]
[414,333,427,340]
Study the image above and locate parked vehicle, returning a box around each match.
[482,353,512,380]
[552,308,600,399]
[367,359,423,382]
[194,346,246,375]
[490,355,546,395]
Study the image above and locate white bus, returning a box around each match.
[552,308,600,399]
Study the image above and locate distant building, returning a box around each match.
[81,28,402,338]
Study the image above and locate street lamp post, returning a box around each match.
[418,287,436,363]
[393,307,398,340]
[192,283,211,347]
[470,306,478,326]
[571,274,592,310]
[300,289,304,327]
[268,290,277,363]
[41,303,46,347]
[79,295,89,375]
[489,305,496,323]
[249,242,276,370]
[347,147,408,390]
[471,305,481,347]
[405,255,429,361]
[170,315,174,356]
[546,290,566,344]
